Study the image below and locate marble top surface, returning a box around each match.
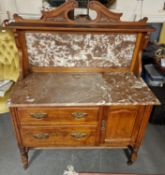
[9,72,160,107]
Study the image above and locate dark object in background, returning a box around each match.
[142,42,160,65]
[149,86,165,125]
[99,0,116,7]
[154,45,165,74]
[142,41,165,75]
[46,0,65,7]
[142,41,165,125]
[46,0,116,7]
[144,64,165,87]
[142,23,162,65]
[142,42,159,65]
[149,23,162,42]
[142,23,165,124]
[142,42,165,65]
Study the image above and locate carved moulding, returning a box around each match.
[11,0,148,25]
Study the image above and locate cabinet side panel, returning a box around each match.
[134,105,153,148]
[10,107,23,146]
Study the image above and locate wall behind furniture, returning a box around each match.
[0,0,42,23]
[115,0,165,22]
[0,0,165,23]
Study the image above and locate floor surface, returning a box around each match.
[0,113,165,175]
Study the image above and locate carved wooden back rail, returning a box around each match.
[6,0,154,78]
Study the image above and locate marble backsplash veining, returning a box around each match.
[25,32,137,68]
[9,72,160,106]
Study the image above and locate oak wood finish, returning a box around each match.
[32,67,130,73]
[127,106,153,165]
[17,107,99,125]
[21,126,98,147]
[7,0,157,169]
[104,106,144,145]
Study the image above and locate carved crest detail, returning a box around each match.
[13,0,147,25]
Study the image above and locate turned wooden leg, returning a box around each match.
[127,147,138,165]
[19,147,29,169]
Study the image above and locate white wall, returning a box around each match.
[13,0,42,14]
[0,0,42,22]
[115,0,165,22]
[0,0,165,23]
[116,0,164,14]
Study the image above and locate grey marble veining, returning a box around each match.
[9,72,160,107]
[25,32,136,68]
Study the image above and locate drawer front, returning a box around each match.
[18,107,99,125]
[20,126,97,147]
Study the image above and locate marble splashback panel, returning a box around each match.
[25,32,137,68]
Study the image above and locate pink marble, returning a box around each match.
[9,72,160,107]
[25,32,137,68]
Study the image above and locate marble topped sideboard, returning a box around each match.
[9,72,159,169]
[6,0,159,169]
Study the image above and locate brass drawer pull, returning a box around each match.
[71,132,87,139]
[71,112,87,119]
[33,133,49,139]
[30,112,48,119]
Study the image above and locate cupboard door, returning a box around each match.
[104,106,144,146]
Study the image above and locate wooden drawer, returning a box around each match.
[20,126,97,147]
[18,107,99,125]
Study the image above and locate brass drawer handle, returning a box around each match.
[30,112,48,119]
[71,112,87,119]
[71,132,87,139]
[33,133,49,139]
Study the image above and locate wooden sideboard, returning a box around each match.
[6,0,159,169]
